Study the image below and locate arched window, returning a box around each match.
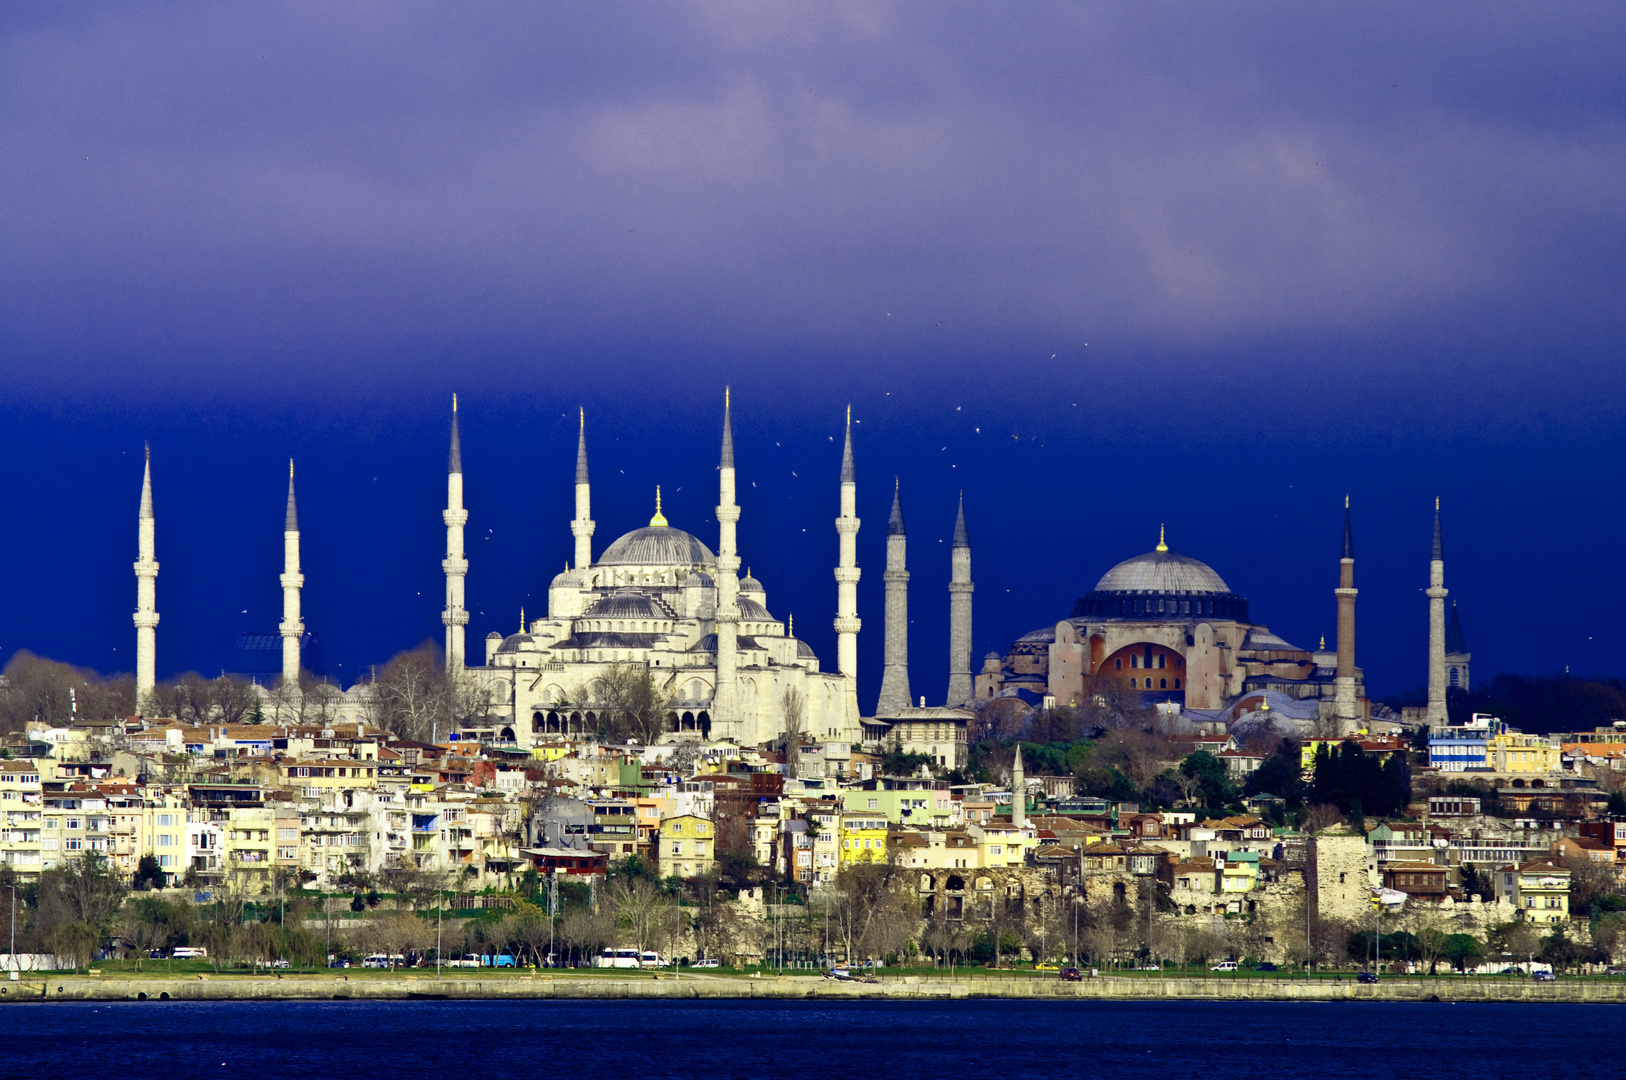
[1115,658,1123,671]
[1449,667,1460,687]
[1128,678,1137,688]
[1159,678,1167,689]
[1174,679,1182,689]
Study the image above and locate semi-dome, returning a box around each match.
[738,596,773,621]
[597,526,716,568]
[582,588,676,621]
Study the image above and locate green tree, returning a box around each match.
[1179,750,1236,809]
[1442,933,1485,973]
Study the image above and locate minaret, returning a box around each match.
[876,479,911,714]
[571,409,594,574]
[833,407,862,723]
[946,493,973,706]
[714,388,740,737]
[279,460,304,687]
[1425,498,1449,726]
[1011,743,1026,830]
[443,395,470,672]
[133,445,159,711]
[1333,497,1359,728]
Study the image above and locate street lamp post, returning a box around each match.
[6,883,17,981]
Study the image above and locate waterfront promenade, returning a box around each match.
[9,971,1626,1004]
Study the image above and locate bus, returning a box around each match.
[594,948,641,968]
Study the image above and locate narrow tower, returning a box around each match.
[876,478,911,714]
[1333,497,1359,729]
[833,408,862,723]
[714,388,741,736]
[1445,602,1471,693]
[280,460,304,688]
[1425,498,1449,726]
[571,409,595,575]
[946,493,973,706]
[1011,743,1026,830]
[443,395,470,673]
[133,445,159,711]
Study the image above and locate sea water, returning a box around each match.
[0,998,1612,1079]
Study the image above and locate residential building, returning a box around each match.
[658,813,715,878]
[1496,859,1570,924]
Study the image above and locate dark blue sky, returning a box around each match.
[3,3,1625,705]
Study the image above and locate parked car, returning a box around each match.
[1606,965,1626,976]
[1035,963,1058,972]
[691,958,721,969]
[171,947,208,960]
[1255,962,1277,972]
[1059,967,1083,982]
[1532,970,1556,982]
[1211,961,1238,972]
[1356,971,1379,984]
[825,967,852,981]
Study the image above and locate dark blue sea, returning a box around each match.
[0,999,1614,1079]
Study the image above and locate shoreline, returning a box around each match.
[7,973,1626,1004]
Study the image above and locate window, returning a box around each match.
[157,834,175,847]
[1159,679,1167,689]
[66,818,82,830]
[867,799,878,810]
[1115,658,1122,671]
[672,842,682,855]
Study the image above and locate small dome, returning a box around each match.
[984,651,1001,660]
[551,569,584,589]
[1016,625,1056,644]
[738,597,772,621]
[495,634,535,654]
[582,588,675,621]
[1093,549,1231,594]
[739,570,764,594]
[598,526,716,568]
[796,639,817,660]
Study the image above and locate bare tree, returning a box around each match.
[369,643,446,741]
[591,663,674,745]
[1300,803,1344,834]
[0,651,135,732]
[608,876,677,956]
[782,687,805,778]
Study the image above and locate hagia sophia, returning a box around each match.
[125,393,1469,747]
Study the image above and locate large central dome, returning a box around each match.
[1093,549,1231,594]
[1071,535,1249,622]
[597,526,716,568]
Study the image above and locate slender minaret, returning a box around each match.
[1333,497,1359,728]
[133,445,159,711]
[876,478,911,714]
[833,408,862,722]
[279,460,304,687]
[571,409,594,574]
[443,395,470,673]
[1425,498,1448,726]
[714,388,740,736]
[946,493,973,706]
[1011,743,1026,830]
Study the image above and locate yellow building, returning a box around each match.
[657,814,715,879]
[839,812,889,869]
[278,759,379,793]
[1497,859,1570,925]
[0,759,43,877]
[889,828,981,871]
[1491,732,1560,773]
[224,807,278,888]
[141,792,188,884]
[971,822,1036,869]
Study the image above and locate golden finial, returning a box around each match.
[579,407,585,430]
[519,607,525,634]
[789,613,794,636]
[1345,494,1350,509]
[289,458,295,479]
[1435,496,1440,511]
[1155,524,1168,553]
[1319,635,1326,650]
[145,441,150,462]
[650,486,668,527]
[452,392,458,413]
[846,403,851,426]
[725,385,731,407]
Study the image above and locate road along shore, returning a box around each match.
[6,973,1626,1004]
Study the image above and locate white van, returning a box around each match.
[1211,960,1239,972]
[638,951,668,968]
[171,947,208,959]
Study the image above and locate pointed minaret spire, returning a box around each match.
[714,388,742,739]
[133,445,159,711]
[833,406,862,736]
[443,394,470,673]
[279,460,305,688]
[571,409,595,573]
[1333,496,1360,731]
[1011,743,1026,830]
[947,492,974,706]
[284,459,299,532]
[877,478,911,714]
[1425,497,1449,725]
[839,405,856,483]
